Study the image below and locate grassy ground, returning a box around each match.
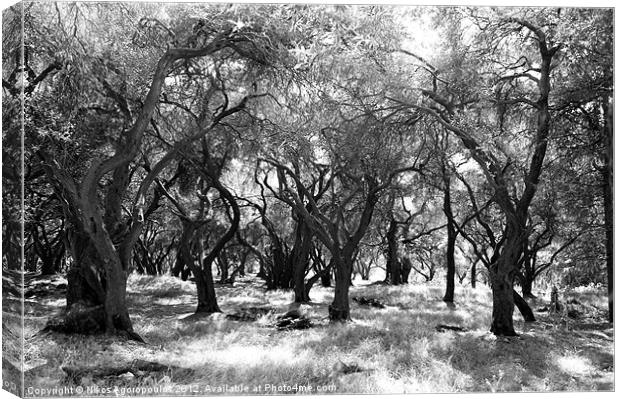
[12,273,615,395]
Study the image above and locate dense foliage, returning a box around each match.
[2,3,613,336]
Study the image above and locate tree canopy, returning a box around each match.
[2,3,613,340]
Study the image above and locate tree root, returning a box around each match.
[41,304,145,343]
[42,304,105,335]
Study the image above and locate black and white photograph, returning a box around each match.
[1,0,615,396]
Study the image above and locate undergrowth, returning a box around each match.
[16,274,614,395]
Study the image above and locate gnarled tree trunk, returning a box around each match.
[489,225,522,336]
[414,17,559,337]
[328,253,353,321]
[178,221,221,314]
[196,258,222,313]
[489,268,516,336]
[51,219,139,340]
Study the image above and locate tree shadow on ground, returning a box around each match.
[128,293,196,319]
[432,321,614,392]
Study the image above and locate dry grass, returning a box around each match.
[13,274,614,395]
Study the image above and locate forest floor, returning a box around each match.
[4,273,615,395]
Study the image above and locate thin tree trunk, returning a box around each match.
[292,219,312,303]
[303,277,319,301]
[171,252,184,278]
[238,251,247,276]
[471,261,477,289]
[218,253,229,283]
[303,264,332,301]
[521,271,535,299]
[520,240,537,299]
[513,289,536,322]
[385,218,404,285]
[401,257,411,283]
[442,177,457,303]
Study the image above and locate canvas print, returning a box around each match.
[1,1,614,397]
